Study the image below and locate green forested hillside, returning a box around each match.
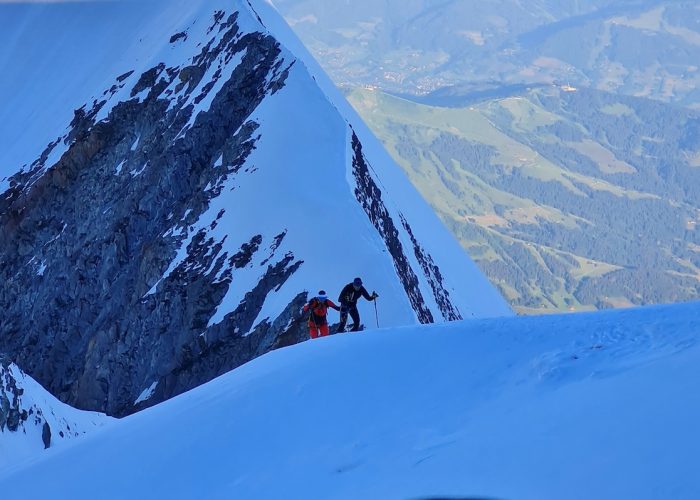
[348,86,700,313]
[276,0,700,313]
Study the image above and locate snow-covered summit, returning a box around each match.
[0,356,112,471]
[0,0,510,417]
[1,301,698,498]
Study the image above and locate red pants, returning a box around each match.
[309,322,330,339]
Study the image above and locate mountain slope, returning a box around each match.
[347,85,700,313]
[273,0,700,314]
[0,356,112,470]
[0,0,510,417]
[1,301,698,499]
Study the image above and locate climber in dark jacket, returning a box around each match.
[337,277,378,332]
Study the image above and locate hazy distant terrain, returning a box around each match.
[276,0,700,107]
[347,86,700,313]
[276,0,700,313]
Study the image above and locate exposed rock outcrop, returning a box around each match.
[0,13,305,416]
[0,2,508,420]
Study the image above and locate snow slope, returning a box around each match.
[0,0,509,325]
[0,0,188,175]
[0,362,112,471]
[1,0,511,416]
[1,300,698,499]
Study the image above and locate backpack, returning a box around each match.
[308,298,329,323]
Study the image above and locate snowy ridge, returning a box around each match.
[1,301,698,498]
[248,0,507,320]
[0,359,113,471]
[0,0,509,417]
[1,0,509,326]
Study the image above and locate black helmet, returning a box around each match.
[353,277,362,287]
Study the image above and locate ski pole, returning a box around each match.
[373,297,379,329]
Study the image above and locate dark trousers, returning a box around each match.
[338,304,360,332]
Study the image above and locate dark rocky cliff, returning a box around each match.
[0,12,309,416]
[0,3,499,419]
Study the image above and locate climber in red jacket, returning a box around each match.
[303,290,340,339]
